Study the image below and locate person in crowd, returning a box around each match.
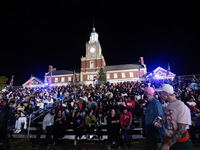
[125,96,135,112]
[34,108,55,149]
[142,86,166,150]
[134,92,142,103]
[85,110,97,140]
[0,76,200,149]
[189,105,200,144]
[181,91,189,104]
[88,97,97,111]
[196,95,200,109]
[157,84,194,150]
[120,107,132,149]
[96,112,106,143]
[25,104,34,116]
[73,111,84,146]
[55,101,64,114]
[0,100,10,149]
[44,96,53,109]
[64,108,71,130]
[52,110,65,146]
[107,109,121,149]
[187,97,197,107]
[14,102,27,133]
[36,99,44,109]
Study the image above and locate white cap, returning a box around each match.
[156,84,174,94]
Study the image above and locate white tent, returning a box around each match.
[22,76,44,88]
[146,66,176,80]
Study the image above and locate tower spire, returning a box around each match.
[93,18,95,28]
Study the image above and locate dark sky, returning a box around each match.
[1,1,200,85]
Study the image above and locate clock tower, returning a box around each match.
[80,27,106,83]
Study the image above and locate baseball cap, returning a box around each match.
[142,86,155,95]
[156,84,174,94]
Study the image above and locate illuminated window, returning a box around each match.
[107,74,110,79]
[90,75,94,80]
[122,73,126,78]
[68,77,72,82]
[90,61,94,68]
[61,77,65,82]
[55,78,58,83]
[114,73,118,79]
[130,72,134,77]
[87,75,90,80]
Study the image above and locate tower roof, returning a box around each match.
[91,28,96,33]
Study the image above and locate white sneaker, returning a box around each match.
[16,129,21,133]
[14,129,18,133]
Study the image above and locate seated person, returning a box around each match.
[85,111,97,139]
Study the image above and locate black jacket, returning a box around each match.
[7,107,16,126]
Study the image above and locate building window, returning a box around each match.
[87,75,90,80]
[90,61,94,68]
[90,75,94,80]
[68,77,72,82]
[107,74,110,79]
[55,78,58,83]
[61,77,65,82]
[122,72,126,78]
[114,73,118,79]
[130,72,134,77]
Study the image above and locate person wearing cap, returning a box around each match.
[157,84,194,150]
[142,86,166,150]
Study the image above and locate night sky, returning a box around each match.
[1,1,200,85]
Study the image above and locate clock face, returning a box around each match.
[90,47,95,53]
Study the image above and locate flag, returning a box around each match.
[73,70,76,83]
[166,63,170,76]
[29,74,33,85]
[105,69,108,80]
[9,75,14,87]
[138,67,141,78]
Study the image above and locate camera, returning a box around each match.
[152,116,163,128]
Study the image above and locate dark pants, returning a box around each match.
[188,125,200,144]
[86,125,95,135]
[121,128,131,148]
[96,126,103,140]
[0,125,10,148]
[74,126,84,140]
[4,125,15,148]
[108,130,121,146]
[36,126,54,145]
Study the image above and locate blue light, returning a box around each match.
[155,74,159,78]
[44,82,49,86]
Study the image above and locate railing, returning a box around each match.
[27,98,62,138]
[27,109,44,137]
[27,91,78,138]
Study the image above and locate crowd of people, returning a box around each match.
[0,76,200,149]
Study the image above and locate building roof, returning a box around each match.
[105,64,144,71]
[45,64,143,77]
[22,76,43,86]
[46,69,80,77]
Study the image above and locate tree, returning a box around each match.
[0,76,8,88]
[70,74,79,85]
[98,67,107,84]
